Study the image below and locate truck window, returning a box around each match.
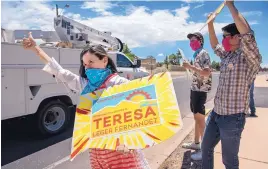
[62,20,66,28]
[117,54,132,67]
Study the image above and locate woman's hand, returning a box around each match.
[22,32,51,63]
[207,12,216,24]
[22,32,37,50]
[116,144,134,154]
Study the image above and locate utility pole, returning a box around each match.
[150,56,153,74]
[56,4,59,17]
[56,4,69,17]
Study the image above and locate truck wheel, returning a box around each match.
[37,100,70,135]
[116,37,123,52]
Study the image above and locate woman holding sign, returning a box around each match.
[22,33,150,169]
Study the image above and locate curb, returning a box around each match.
[143,116,195,169]
[143,99,214,169]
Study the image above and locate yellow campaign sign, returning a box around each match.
[70,72,182,161]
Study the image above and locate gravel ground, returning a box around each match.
[158,130,202,169]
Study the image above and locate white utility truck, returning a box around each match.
[1,13,149,136]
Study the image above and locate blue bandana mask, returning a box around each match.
[193,47,203,59]
[81,68,112,95]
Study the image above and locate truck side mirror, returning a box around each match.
[136,59,141,68]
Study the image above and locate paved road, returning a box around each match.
[1,73,220,169]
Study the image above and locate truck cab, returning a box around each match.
[108,51,149,80]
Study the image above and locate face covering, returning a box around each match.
[81,67,112,95]
[190,40,202,51]
[222,36,232,52]
[193,47,203,59]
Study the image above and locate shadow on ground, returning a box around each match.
[1,111,75,166]
[180,150,202,169]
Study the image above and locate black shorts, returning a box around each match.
[190,90,207,115]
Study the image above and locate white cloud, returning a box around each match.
[157,53,164,57]
[203,12,209,17]
[249,20,259,25]
[181,0,204,3]
[1,1,56,31]
[226,11,262,17]
[125,4,149,15]
[65,13,83,21]
[241,11,262,17]
[81,1,116,16]
[1,1,228,48]
[193,4,204,9]
[174,6,190,20]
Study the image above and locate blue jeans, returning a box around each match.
[201,110,246,169]
[249,81,256,114]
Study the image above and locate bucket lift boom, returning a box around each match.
[53,15,123,51]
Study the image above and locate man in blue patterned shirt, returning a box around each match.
[182,32,212,161]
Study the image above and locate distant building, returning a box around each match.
[139,56,157,70]
[140,56,156,65]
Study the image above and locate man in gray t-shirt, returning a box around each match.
[182,32,212,161]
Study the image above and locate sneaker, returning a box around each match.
[182,142,201,150]
[250,113,258,117]
[191,151,202,161]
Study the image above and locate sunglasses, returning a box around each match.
[223,33,241,39]
[223,34,233,39]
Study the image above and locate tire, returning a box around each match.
[116,37,123,52]
[36,100,70,136]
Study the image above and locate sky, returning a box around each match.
[1,0,268,67]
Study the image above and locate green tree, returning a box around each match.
[211,61,221,71]
[122,44,136,61]
[168,51,182,65]
[122,43,131,53]
[125,53,136,62]
[168,54,177,65]
[176,49,182,65]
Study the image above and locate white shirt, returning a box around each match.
[42,57,129,92]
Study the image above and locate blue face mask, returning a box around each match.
[193,47,203,59]
[81,67,112,95]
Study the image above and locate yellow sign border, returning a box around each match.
[70,72,182,160]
